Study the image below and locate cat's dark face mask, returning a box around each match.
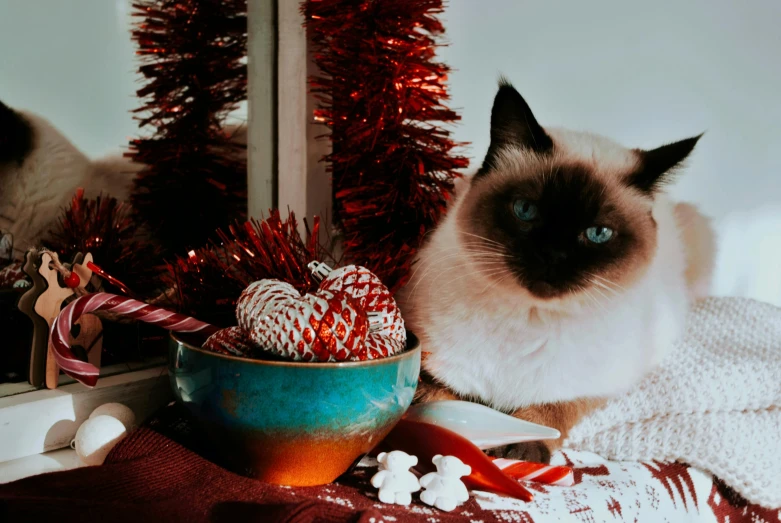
[461,81,701,300]
[471,165,639,298]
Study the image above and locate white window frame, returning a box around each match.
[249,0,330,226]
[0,0,328,468]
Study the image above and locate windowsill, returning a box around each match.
[0,356,167,399]
[0,448,84,484]
[0,366,172,464]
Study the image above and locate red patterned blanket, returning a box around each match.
[0,405,776,522]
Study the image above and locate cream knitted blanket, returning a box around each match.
[566,297,781,508]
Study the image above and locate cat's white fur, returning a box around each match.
[0,111,140,256]
[398,128,712,412]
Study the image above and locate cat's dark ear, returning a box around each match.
[478,79,552,177]
[0,100,33,166]
[628,134,702,194]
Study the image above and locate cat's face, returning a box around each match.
[457,82,700,300]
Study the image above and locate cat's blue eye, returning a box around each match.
[585,226,614,244]
[513,199,538,221]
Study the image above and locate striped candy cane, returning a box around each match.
[493,459,575,487]
[51,293,220,387]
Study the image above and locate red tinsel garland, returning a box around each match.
[164,210,338,325]
[304,0,469,293]
[128,0,248,256]
[45,190,162,298]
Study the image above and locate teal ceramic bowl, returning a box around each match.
[169,332,420,486]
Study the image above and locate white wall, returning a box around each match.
[2,1,780,303]
[440,0,781,304]
[0,0,139,158]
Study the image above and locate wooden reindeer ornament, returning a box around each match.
[35,252,103,389]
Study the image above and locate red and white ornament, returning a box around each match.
[203,326,255,357]
[237,280,370,362]
[315,263,406,359]
[234,262,406,362]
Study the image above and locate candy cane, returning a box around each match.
[493,459,575,487]
[51,293,219,387]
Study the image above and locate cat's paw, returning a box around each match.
[485,441,551,464]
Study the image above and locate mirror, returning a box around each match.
[0,0,252,396]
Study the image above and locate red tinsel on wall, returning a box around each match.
[164,210,337,325]
[304,0,469,293]
[128,0,248,256]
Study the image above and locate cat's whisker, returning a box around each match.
[589,294,607,314]
[459,246,512,257]
[581,288,607,314]
[433,264,509,288]
[407,252,462,284]
[413,242,510,257]
[407,258,510,299]
[407,254,473,298]
[590,285,612,307]
[588,272,627,292]
[428,266,509,301]
[410,250,508,280]
[458,230,506,247]
[409,249,510,298]
[408,249,494,278]
[480,269,515,296]
[458,239,507,249]
[406,248,511,292]
[589,278,620,297]
[453,224,509,246]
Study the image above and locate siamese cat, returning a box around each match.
[398,81,714,462]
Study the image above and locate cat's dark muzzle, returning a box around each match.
[526,280,569,299]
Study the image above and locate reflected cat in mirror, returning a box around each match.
[0,100,140,257]
[0,100,247,259]
[397,80,715,463]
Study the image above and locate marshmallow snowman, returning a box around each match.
[419,454,472,512]
[371,451,420,505]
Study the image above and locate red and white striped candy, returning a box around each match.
[52,293,219,387]
[493,459,574,487]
